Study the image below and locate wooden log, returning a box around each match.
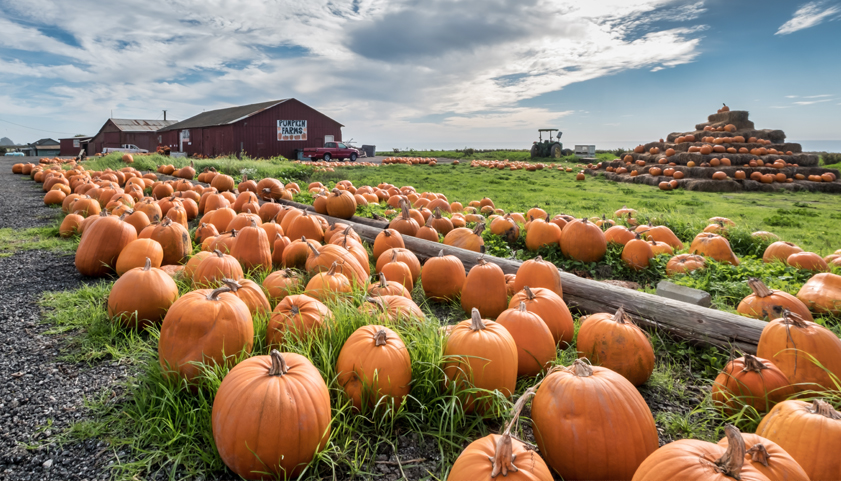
[158,173,766,352]
[295,209,766,353]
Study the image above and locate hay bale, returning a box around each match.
[707,111,751,124]
[685,179,744,192]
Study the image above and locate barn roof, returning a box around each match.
[159,100,289,131]
[158,98,344,131]
[110,119,179,132]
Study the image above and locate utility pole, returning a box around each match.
[163,110,167,121]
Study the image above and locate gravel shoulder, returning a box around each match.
[0,159,125,481]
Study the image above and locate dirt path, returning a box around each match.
[0,159,126,481]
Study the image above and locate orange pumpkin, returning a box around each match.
[336,325,411,411]
[577,308,654,386]
[711,354,793,414]
[461,257,508,318]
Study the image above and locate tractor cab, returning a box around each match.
[530,129,571,158]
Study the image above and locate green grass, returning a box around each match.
[0,222,78,257]
[316,162,841,254]
[78,152,313,183]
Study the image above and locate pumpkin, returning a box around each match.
[533,360,659,480]
[75,213,137,277]
[212,350,331,480]
[621,235,654,271]
[148,218,192,266]
[192,250,244,287]
[644,225,684,250]
[796,272,841,314]
[271,234,291,267]
[375,248,421,282]
[390,203,420,237]
[325,188,357,219]
[336,326,411,410]
[108,258,179,328]
[756,309,841,392]
[443,223,486,253]
[421,251,465,302]
[183,251,213,283]
[524,217,561,251]
[448,390,553,481]
[358,295,424,323]
[511,256,562,298]
[604,225,635,245]
[194,222,219,243]
[305,261,352,301]
[207,229,238,254]
[787,251,828,272]
[665,254,706,276]
[220,278,271,317]
[373,229,405,260]
[443,308,518,413]
[379,253,414,291]
[510,286,573,347]
[368,272,410,298]
[763,241,803,264]
[59,213,84,238]
[711,354,794,414]
[689,232,739,265]
[461,256,508,318]
[577,308,654,386]
[267,294,332,347]
[230,219,272,273]
[286,210,324,242]
[560,218,607,263]
[262,269,300,301]
[755,399,841,481]
[489,214,519,242]
[632,425,770,481]
[496,302,554,377]
[737,278,813,321]
[115,238,164,276]
[159,286,253,382]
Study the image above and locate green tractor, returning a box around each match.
[530,129,572,158]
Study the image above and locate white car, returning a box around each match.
[103,144,148,154]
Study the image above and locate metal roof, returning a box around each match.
[158,100,289,131]
[110,119,180,132]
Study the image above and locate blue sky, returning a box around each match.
[0,0,839,150]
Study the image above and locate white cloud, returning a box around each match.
[0,0,708,146]
[793,98,834,105]
[776,1,841,35]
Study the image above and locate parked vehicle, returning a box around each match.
[302,142,359,162]
[103,144,148,154]
[4,152,24,156]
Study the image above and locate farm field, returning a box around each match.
[3,153,841,481]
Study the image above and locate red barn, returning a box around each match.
[156,99,343,159]
[88,119,179,156]
[59,136,92,157]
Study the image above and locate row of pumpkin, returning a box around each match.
[11,161,841,480]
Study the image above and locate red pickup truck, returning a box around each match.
[302,142,359,162]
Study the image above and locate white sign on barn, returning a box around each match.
[277,120,307,141]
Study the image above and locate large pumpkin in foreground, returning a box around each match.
[75,213,137,277]
[532,360,658,480]
[213,350,331,479]
[108,258,178,328]
[336,325,411,411]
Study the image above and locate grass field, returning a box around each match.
[375,149,618,163]
[314,162,841,254]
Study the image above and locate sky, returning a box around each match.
[0,0,840,150]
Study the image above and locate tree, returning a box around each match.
[0,147,6,155]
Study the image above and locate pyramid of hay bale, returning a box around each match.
[585,106,840,193]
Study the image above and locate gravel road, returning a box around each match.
[0,159,128,481]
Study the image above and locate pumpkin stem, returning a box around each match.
[207,285,232,301]
[400,202,410,221]
[469,308,487,331]
[268,349,290,376]
[811,400,841,420]
[612,307,628,324]
[374,329,389,346]
[365,296,386,313]
[143,257,152,271]
[230,229,237,238]
[747,278,773,298]
[384,230,393,238]
[378,271,388,288]
[741,354,768,374]
[473,222,486,236]
[780,309,809,329]
[488,434,519,478]
[570,359,593,377]
[213,249,224,258]
[307,242,320,257]
[745,444,771,468]
[517,302,527,313]
[326,262,339,276]
[523,286,536,301]
[714,425,746,479]
[221,278,242,292]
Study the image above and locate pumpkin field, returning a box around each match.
[3,150,841,481]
